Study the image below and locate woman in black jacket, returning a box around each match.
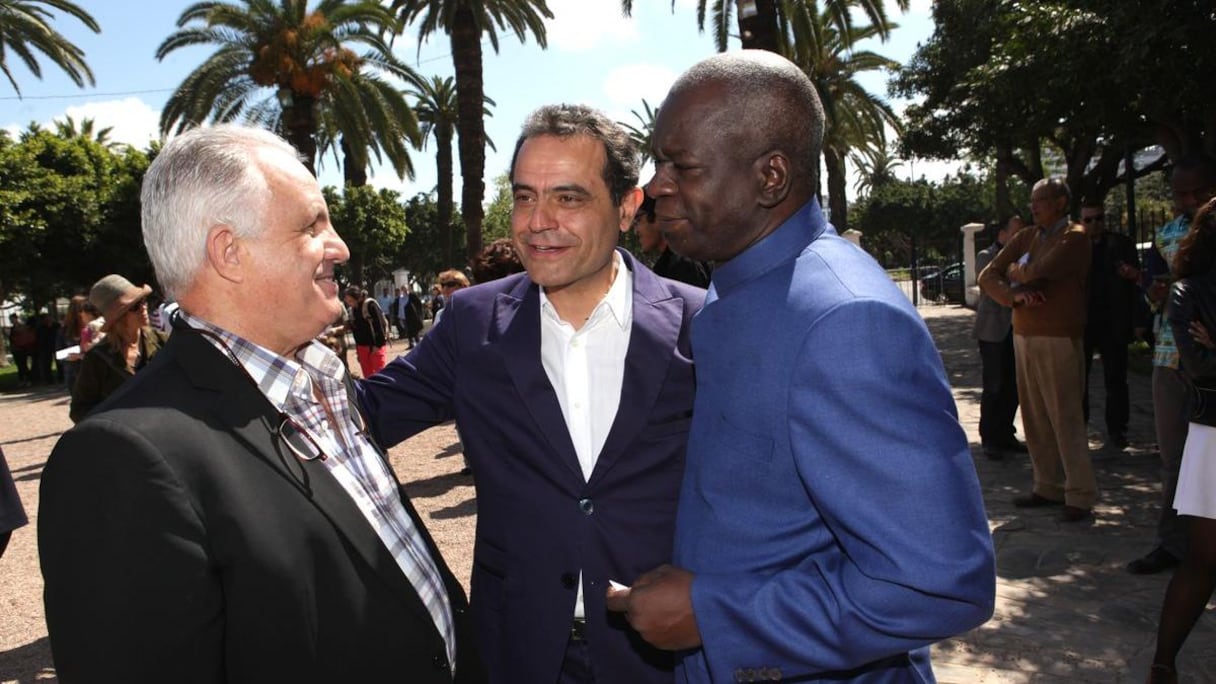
[1150,196,1216,684]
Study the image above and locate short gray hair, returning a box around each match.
[670,50,825,191]
[509,104,640,206]
[141,124,302,299]
[1032,176,1071,205]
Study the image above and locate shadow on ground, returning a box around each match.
[0,637,55,683]
[921,306,1216,683]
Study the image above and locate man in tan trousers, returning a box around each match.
[979,177,1094,522]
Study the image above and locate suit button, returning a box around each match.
[432,653,448,670]
[578,498,594,515]
[561,572,577,589]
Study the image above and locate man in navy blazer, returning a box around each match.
[608,51,995,683]
[359,104,704,683]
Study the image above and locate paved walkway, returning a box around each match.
[0,305,1213,682]
[921,304,1215,683]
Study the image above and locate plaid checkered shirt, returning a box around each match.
[179,312,456,671]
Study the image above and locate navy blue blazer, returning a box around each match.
[359,249,705,684]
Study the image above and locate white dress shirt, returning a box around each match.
[539,251,633,618]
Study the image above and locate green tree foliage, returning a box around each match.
[0,126,149,310]
[619,0,908,53]
[893,0,1201,213]
[852,171,992,268]
[482,172,512,243]
[157,0,414,178]
[391,0,551,263]
[619,99,658,166]
[325,184,409,287]
[397,192,466,286]
[0,0,99,96]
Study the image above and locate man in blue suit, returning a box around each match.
[359,104,704,683]
[607,51,995,683]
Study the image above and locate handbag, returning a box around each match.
[1192,383,1216,427]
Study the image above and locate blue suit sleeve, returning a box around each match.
[690,299,995,677]
[357,301,459,448]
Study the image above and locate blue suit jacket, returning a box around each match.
[673,201,995,683]
[359,249,705,684]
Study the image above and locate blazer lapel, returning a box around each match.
[494,283,584,481]
[171,331,440,630]
[588,253,685,488]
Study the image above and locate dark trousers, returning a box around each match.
[1083,329,1130,436]
[11,350,31,384]
[979,333,1019,446]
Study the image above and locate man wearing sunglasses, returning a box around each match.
[39,125,482,683]
[359,104,705,684]
[1079,203,1141,452]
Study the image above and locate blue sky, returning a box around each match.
[1,0,939,201]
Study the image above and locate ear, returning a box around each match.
[756,151,792,209]
[618,186,644,233]
[205,224,244,284]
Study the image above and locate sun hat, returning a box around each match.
[89,274,152,333]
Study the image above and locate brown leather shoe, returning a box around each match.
[1059,505,1093,522]
[1013,493,1064,508]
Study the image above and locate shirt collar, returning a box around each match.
[177,310,345,410]
[1041,216,1070,236]
[539,249,632,330]
[711,198,830,297]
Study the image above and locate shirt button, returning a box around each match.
[578,498,594,515]
[432,654,448,670]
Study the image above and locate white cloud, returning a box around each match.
[601,63,677,109]
[4,97,162,148]
[63,98,162,147]
[546,0,639,52]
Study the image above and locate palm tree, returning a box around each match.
[314,66,422,187]
[619,98,658,166]
[784,5,902,230]
[156,0,411,177]
[390,0,552,263]
[0,0,98,96]
[850,140,903,196]
[618,0,908,52]
[53,114,115,147]
[408,74,496,267]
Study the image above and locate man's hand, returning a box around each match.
[1013,290,1046,308]
[1191,320,1215,350]
[605,564,701,650]
[1005,262,1023,283]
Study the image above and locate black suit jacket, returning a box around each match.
[39,328,483,683]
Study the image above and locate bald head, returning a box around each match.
[667,50,824,193]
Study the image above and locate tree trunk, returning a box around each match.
[736,0,781,52]
[451,9,485,265]
[436,126,455,267]
[342,138,368,188]
[823,146,848,230]
[283,94,319,177]
[994,159,1011,218]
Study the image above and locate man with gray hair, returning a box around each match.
[39,124,483,683]
[359,103,705,683]
[980,176,1095,521]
